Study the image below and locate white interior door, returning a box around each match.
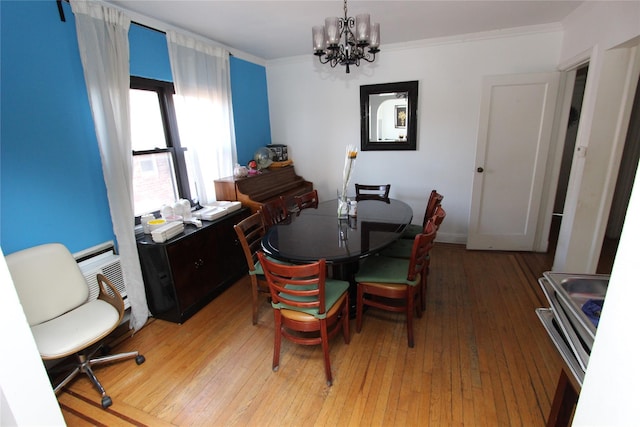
[467,72,560,250]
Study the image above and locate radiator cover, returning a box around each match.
[75,243,129,309]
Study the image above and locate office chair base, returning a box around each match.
[53,347,145,408]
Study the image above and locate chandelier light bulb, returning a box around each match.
[325,17,340,46]
[355,14,370,43]
[369,23,380,50]
[312,26,325,52]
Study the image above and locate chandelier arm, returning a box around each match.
[317,54,340,68]
[360,52,378,63]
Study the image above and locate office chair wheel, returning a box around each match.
[101,395,113,408]
[136,355,146,365]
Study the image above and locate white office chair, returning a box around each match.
[6,243,145,408]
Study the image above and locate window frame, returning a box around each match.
[130,76,192,219]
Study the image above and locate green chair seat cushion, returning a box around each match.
[379,239,414,258]
[355,255,418,286]
[250,256,290,276]
[272,279,349,319]
[401,223,423,239]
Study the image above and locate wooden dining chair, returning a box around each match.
[402,189,443,239]
[380,206,445,311]
[294,189,319,211]
[355,183,391,202]
[381,206,446,259]
[234,212,271,325]
[260,196,289,228]
[355,221,436,347]
[257,252,350,386]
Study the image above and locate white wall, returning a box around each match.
[266,27,563,244]
[560,1,640,67]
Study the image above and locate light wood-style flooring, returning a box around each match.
[58,243,568,426]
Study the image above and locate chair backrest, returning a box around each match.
[407,220,437,282]
[294,189,319,211]
[257,252,328,316]
[422,190,444,228]
[430,205,446,230]
[260,196,289,227]
[234,212,266,272]
[6,243,89,326]
[355,184,391,202]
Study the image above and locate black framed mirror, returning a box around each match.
[360,80,418,151]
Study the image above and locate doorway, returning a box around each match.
[599,72,640,273]
[548,65,587,265]
[551,68,640,275]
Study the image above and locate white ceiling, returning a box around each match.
[105,1,584,61]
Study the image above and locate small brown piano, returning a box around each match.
[214,165,313,213]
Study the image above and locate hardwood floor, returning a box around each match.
[58,243,566,426]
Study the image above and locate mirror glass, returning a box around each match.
[360,81,418,151]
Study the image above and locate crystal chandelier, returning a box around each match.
[312,0,380,73]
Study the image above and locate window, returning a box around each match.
[130,76,191,218]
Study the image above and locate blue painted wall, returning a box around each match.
[230,57,272,165]
[0,0,271,255]
[129,23,173,82]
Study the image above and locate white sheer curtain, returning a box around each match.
[166,31,237,204]
[70,0,149,331]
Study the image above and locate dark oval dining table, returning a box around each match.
[261,198,413,317]
[261,198,413,267]
[262,198,412,264]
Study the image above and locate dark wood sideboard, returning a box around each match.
[214,165,313,213]
[137,208,250,323]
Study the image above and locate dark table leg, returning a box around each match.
[547,369,579,427]
[331,261,360,318]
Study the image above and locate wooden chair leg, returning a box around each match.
[320,320,333,386]
[421,267,429,312]
[272,311,282,371]
[407,288,415,348]
[415,284,422,319]
[356,285,364,333]
[547,369,579,427]
[342,296,350,344]
[251,276,259,325]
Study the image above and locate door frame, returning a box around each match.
[532,69,576,253]
[544,44,640,273]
